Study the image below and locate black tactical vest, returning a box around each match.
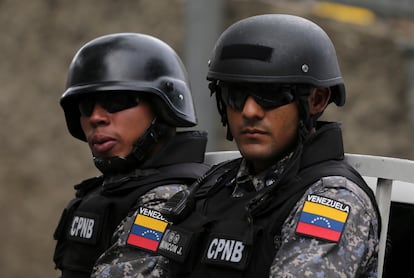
[53,162,209,278]
[162,123,380,278]
[162,158,379,278]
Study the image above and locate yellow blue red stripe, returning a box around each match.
[127,209,168,252]
[296,196,349,242]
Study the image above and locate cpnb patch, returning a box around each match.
[126,207,168,252]
[295,194,350,242]
[68,212,99,244]
[202,234,249,270]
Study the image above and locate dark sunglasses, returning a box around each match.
[219,83,296,110]
[78,94,140,117]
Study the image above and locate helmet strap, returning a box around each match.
[210,81,234,141]
[296,92,321,140]
[93,118,166,175]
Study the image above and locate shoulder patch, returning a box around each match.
[295,194,350,242]
[126,207,168,252]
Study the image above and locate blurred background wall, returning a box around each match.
[0,0,413,277]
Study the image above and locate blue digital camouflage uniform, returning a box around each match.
[269,176,379,277]
[91,184,183,278]
[92,173,379,278]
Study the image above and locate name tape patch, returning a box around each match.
[295,194,350,242]
[157,226,193,262]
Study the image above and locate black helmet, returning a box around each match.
[207,14,345,106]
[61,32,197,141]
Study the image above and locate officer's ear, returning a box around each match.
[308,87,331,115]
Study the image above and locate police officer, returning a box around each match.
[52,33,210,278]
[92,15,381,278]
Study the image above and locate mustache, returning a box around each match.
[237,121,268,134]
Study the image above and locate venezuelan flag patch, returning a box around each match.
[295,194,350,242]
[127,207,168,252]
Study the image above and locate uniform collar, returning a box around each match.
[231,152,293,197]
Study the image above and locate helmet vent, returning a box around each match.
[220,44,273,62]
[165,81,174,91]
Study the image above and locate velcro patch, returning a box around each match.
[126,207,168,252]
[157,226,193,262]
[68,212,100,244]
[295,194,350,242]
[202,233,249,270]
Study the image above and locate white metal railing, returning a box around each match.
[204,151,414,277]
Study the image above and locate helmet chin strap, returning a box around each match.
[296,94,321,141]
[93,118,165,175]
[210,81,234,141]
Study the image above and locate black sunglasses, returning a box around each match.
[219,83,296,111]
[78,94,140,117]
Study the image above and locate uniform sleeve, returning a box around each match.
[91,184,187,278]
[269,176,380,278]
